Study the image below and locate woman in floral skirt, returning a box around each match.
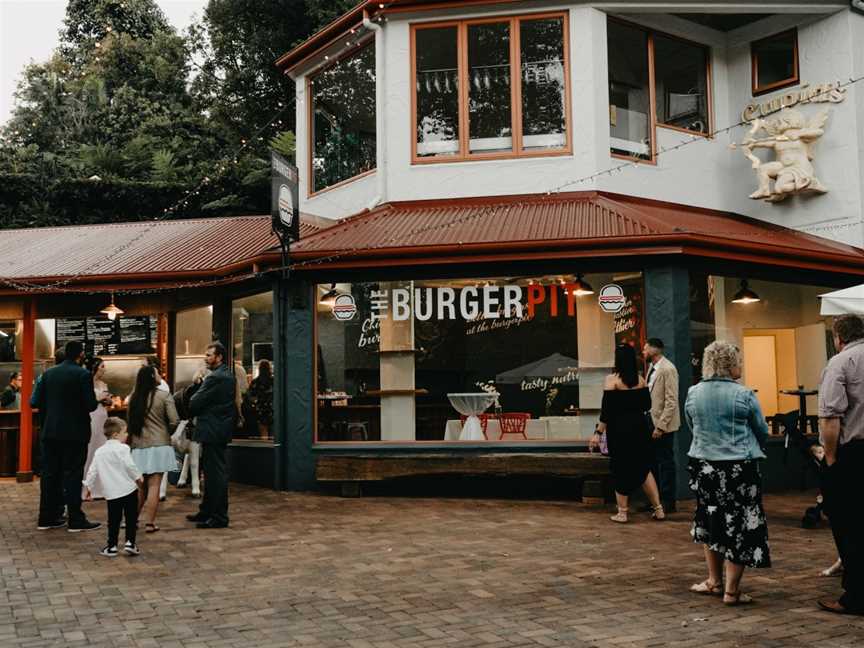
[685,341,771,605]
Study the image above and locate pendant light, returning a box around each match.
[100,292,124,320]
[572,273,595,297]
[732,279,761,304]
[319,283,339,308]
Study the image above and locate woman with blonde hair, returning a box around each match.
[686,341,771,605]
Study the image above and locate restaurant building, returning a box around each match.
[271,0,864,495]
[4,0,864,498]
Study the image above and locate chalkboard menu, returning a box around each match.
[55,316,156,356]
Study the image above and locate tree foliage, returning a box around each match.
[0,0,351,229]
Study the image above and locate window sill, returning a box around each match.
[410,148,573,167]
[656,123,712,139]
[752,77,799,97]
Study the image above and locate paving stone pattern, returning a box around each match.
[1,481,863,647]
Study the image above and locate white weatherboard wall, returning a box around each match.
[295,2,864,248]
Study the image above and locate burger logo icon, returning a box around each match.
[598,284,626,313]
[332,294,357,321]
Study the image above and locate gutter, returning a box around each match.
[363,9,387,211]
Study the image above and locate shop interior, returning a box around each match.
[315,273,645,444]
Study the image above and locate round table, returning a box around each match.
[446,392,499,441]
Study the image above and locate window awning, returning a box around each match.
[291,191,864,275]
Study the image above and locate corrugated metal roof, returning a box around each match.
[0,216,279,281]
[291,191,864,273]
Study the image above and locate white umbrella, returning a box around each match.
[820,284,864,316]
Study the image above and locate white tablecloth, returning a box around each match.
[446,393,498,441]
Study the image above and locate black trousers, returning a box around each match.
[825,440,864,612]
[38,438,87,525]
[652,432,678,504]
[106,491,138,547]
[198,443,229,525]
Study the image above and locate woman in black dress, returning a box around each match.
[590,344,665,523]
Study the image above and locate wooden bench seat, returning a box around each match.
[316,452,610,500]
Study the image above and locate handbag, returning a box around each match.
[599,431,609,456]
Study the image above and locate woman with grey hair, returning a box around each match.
[685,341,771,605]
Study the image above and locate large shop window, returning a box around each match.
[751,29,798,96]
[608,19,711,161]
[413,13,570,161]
[309,41,376,193]
[232,292,274,440]
[689,274,833,433]
[315,274,645,444]
[174,306,213,391]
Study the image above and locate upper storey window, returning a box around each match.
[608,19,711,162]
[751,29,798,96]
[412,13,571,163]
[309,42,376,194]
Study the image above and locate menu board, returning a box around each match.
[55,316,156,356]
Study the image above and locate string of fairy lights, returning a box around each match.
[2,4,864,297]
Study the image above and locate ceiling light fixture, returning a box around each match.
[731,279,761,304]
[100,293,124,321]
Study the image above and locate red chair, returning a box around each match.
[498,412,530,440]
[459,413,494,439]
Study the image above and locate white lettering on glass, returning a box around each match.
[414,288,433,321]
[503,286,523,318]
[460,287,479,320]
[482,286,500,319]
[392,288,411,321]
[438,287,456,320]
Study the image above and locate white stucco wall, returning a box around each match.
[294,1,863,246]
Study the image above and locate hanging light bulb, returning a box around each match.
[319,283,339,308]
[100,292,124,320]
[572,274,594,297]
[731,280,761,304]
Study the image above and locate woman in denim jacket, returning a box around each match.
[686,341,770,606]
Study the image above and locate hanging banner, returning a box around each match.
[271,151,300,243]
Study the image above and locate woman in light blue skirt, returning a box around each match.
[128,366,179,533]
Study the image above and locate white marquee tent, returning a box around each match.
[820,285,864,315]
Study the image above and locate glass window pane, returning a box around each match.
[415,27,460,158]
[233,292,274,440]
[753,30,797,91]
[310,43,376,192]
[607,20,651,159]
[315,274,644,444]
[654,34,709,134]
[520,18,566,151]
[468,22,512,154]
[175,306,212,390]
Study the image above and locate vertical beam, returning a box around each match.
[156,313,170,384]
[165,312,177,391]
[17,298,35,482]
[280,279,315,490]
[644,266,692,500]
[211,296,233,363]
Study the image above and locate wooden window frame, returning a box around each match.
[608,17,714,166]
[751,28,799,97]
[410,11,573,165]
[307,36,377,198]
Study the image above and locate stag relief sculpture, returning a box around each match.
[734,108,829,203]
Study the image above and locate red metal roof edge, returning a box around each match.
[287,191,864,273]
[0,214,271,235]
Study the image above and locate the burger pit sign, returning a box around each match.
[327,283,627,321]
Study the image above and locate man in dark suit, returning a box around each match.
[32,340,100,531]
[186,341,236,529]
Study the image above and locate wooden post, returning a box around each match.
[17,298,35,482]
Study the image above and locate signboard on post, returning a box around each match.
[271,151,300,243]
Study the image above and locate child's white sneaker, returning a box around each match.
[99,545,118,557]
[123,541,140,556]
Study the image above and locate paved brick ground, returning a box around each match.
[1,480,863,648]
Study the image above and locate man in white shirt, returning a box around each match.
[643,338,681,512]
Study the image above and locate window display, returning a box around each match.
[315,274,644,443]
[232,292,274,440]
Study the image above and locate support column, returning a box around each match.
[644,266,692,500]
[211,297,233,363]
[17,298,35,483]
[280,279,315,490]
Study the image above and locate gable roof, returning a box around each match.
[290,191,864,274]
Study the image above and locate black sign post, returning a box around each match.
[271,151,300,279]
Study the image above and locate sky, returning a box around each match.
[0,0,208,125]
